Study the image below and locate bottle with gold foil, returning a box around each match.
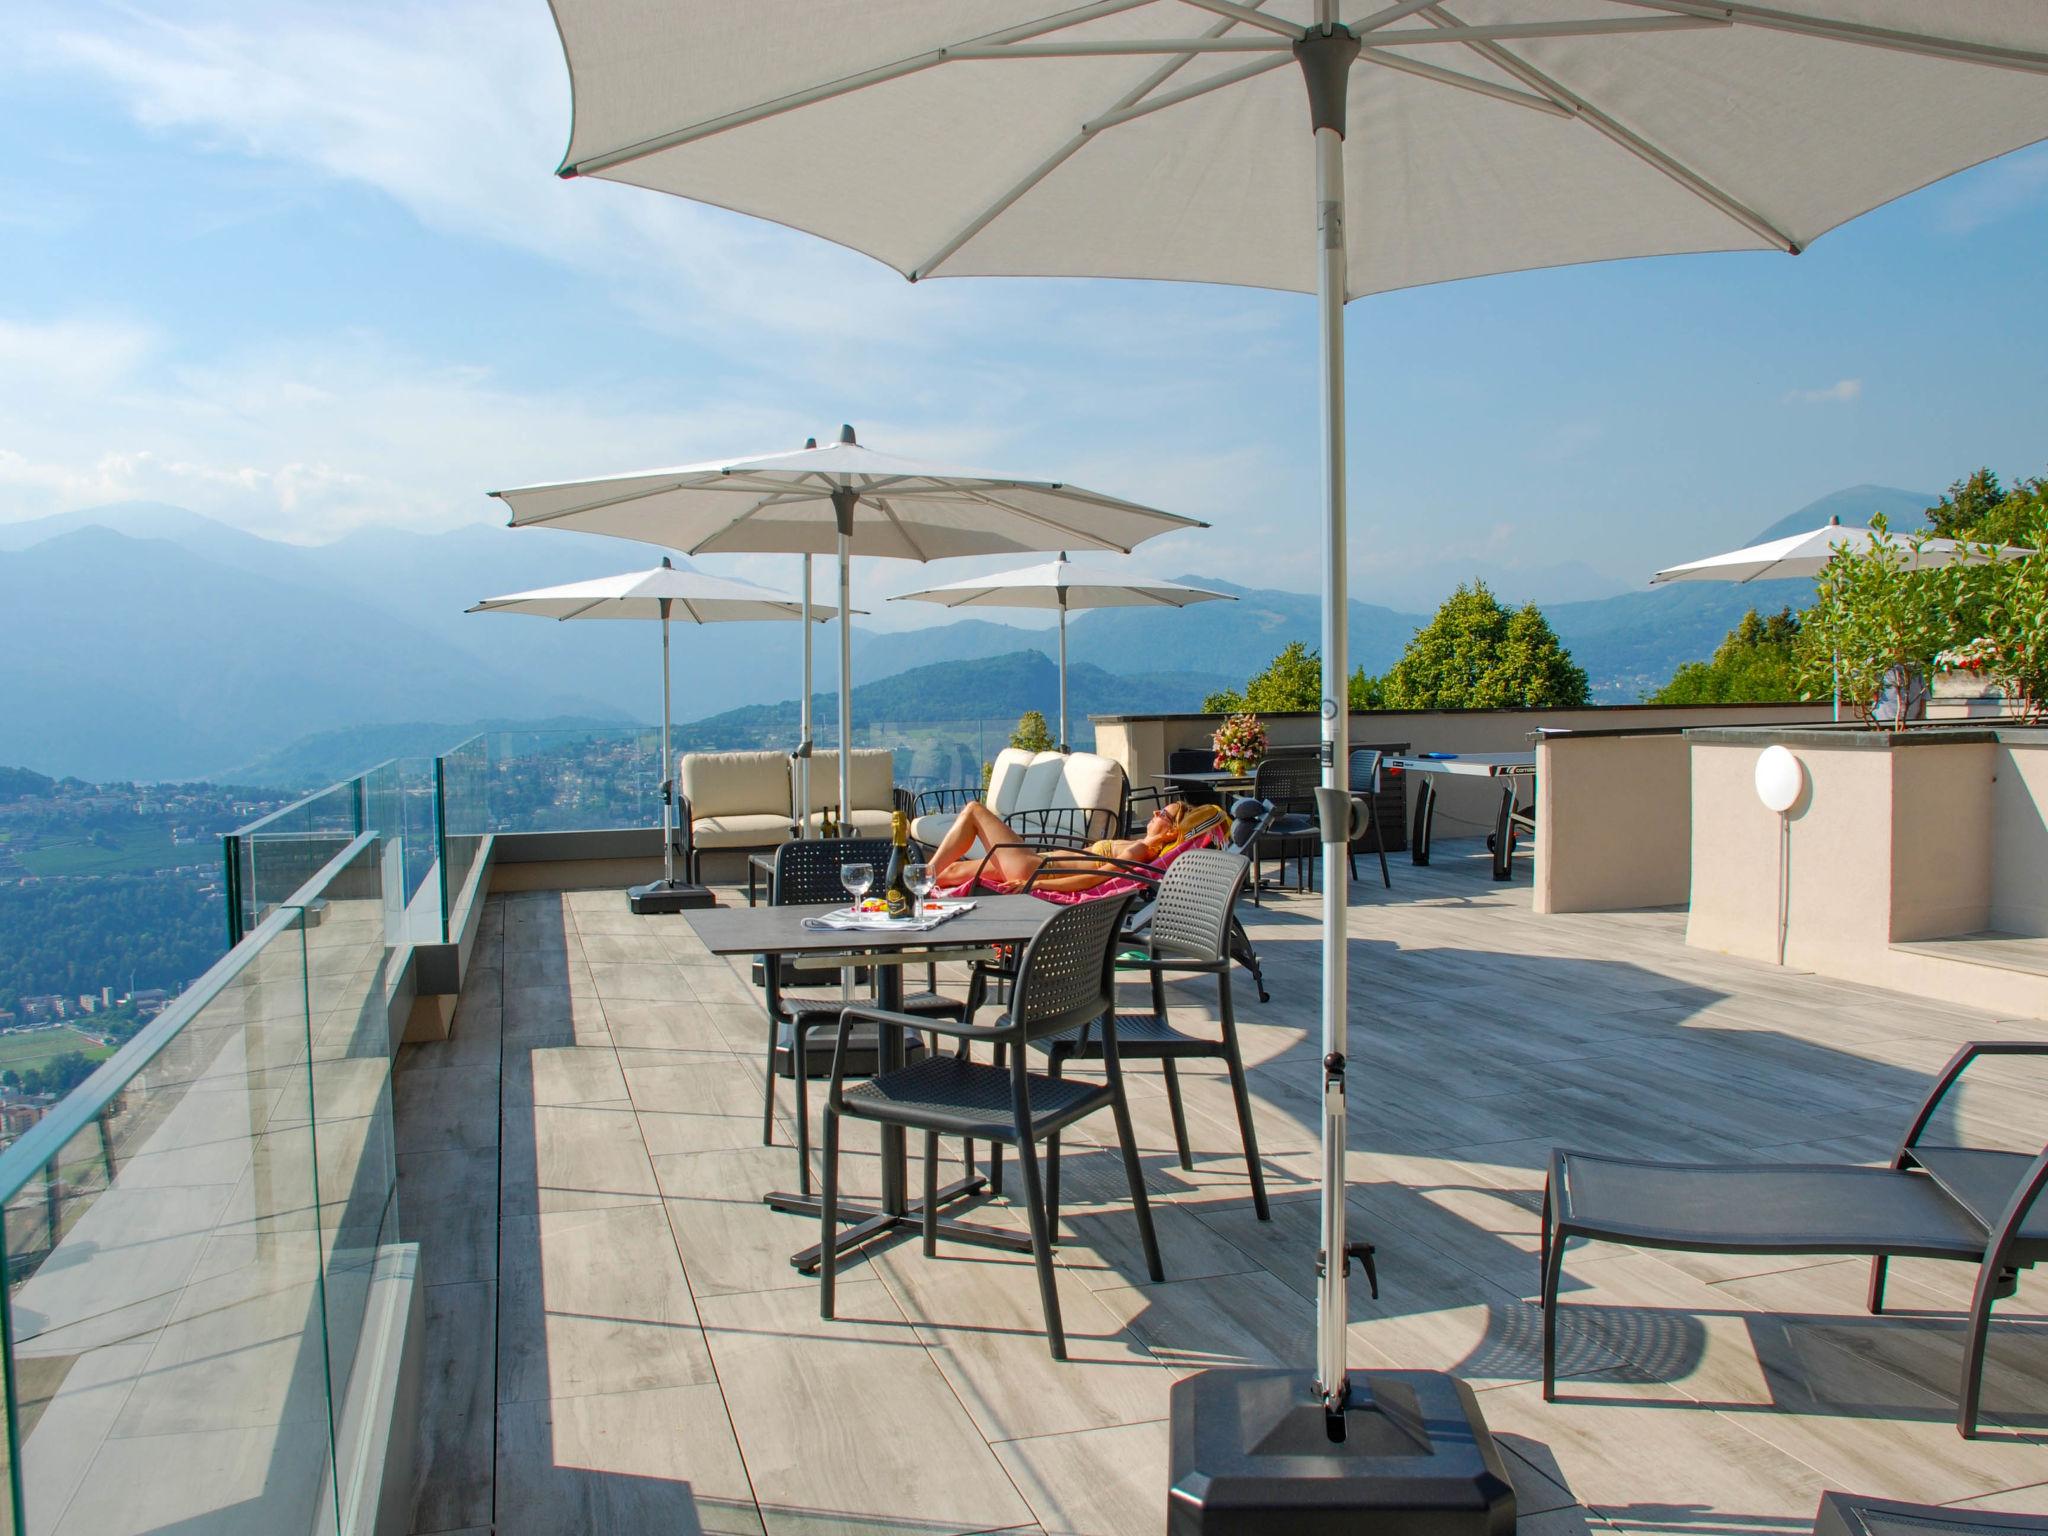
[882,810,912,919]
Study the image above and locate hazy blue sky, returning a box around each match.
[4,0,2047,623]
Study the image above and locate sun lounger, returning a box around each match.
[1539,1041,2048,1437]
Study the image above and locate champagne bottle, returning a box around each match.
[882,810,912,919]
[819,801,837,839]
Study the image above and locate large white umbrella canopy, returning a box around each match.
[468,559,839,892]
[542,0,2048,1426]
[890,553,1232,747]
[492,429,1202,816]
[1652,517,2035,584]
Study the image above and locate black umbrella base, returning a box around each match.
[1168,1368,1516,1536]
[628,878,716,914]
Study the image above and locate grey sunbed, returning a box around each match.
[1540,1040,2048,1438]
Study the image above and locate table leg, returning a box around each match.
[875,960,906,1214]
[1411,779,1435,866]
[1492,780,1514,881]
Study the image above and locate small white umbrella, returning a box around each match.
[889,553,1232,749]
[1652,515,2036,717]
[468,559,839,906]
[492,427,1202,819]
[1652,515,2033,585]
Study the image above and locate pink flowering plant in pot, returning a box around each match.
[1211,712,1268,775]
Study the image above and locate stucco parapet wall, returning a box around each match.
[1684,723,2048,750]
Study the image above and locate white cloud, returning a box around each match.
[17,0,961,353]
[1783,378,1861,406]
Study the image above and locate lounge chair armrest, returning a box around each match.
[1986,1142,2048,1271]
[1896,1041,2048,1163]
[837,1004,999,1043]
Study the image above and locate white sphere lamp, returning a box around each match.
[1755,745,1805,814]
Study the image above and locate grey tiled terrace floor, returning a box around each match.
[395,844,2048,1536]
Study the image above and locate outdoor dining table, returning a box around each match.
[1385,752,1537,882]
[681,892,1061,1271]
[1153,768,1254,805]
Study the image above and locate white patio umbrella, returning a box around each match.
[468,559,839,909]
[889,554,1232,749]
[1652,515,2037,717]
[541,0,2048,1482]
[491,428,1202,821]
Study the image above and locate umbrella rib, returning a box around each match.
[1421,4,1799,254]
[1612,0,2048,75]
[869,496,934,561]
[564,0,1156,174]
[913,7,1269,278]
[1351,0,1443,28]
[1356,46,1575,115]
[945,485,1145,552]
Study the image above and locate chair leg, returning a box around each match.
[819,1107,841,1319]
[922,1131,940,1257]
[1375,823,1390,889]
[1957,1258,2006,1438]
[1218,979,1269,1221]
[988,1042,1007,1197]
[1010,1116,1066,1360]
[1540,1204,1566,1403]
[793,1021,815,1197]
[1161,1060,1194,1171]
[1867,1255,1889,1315]
[1104,1042,1164,1285]
[1046,1052,1064,1237]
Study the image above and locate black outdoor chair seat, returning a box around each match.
[1044,1010,1200,1056]
[840,1053,1110,1137]
[1554,1151,1991,1259]
[1540,1040,2048,1439]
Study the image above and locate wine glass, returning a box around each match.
[906,860,935,917]
[840,861,874,911]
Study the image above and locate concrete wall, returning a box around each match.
[1688,738,1900,973]
[1534,732,1692,913]
[1686,728,2048,1018]
[1889,740,1995,943]
[1993,741,2048,935]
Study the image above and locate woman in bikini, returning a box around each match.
[929,799,1216,894]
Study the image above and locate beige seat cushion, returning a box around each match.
[910,811,956,847]
[682,750,792,820]
[806,749,895,814]
[1051,751,1125,816]
[691,812,795,849]
[985,748,1037,818]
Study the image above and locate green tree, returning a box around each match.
[1798,514,1966,721]
[1203,643,1391,714]
[1924,467,2048,550]
[1651,608,1810,704]
[1009,710,1055,753]
[1382,582,1589,709]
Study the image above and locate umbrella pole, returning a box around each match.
[1309,85,1355,1417]
[1832,646,1841,723]
[833,490,857,825]
[1057,600,1069,752]
[800,554,814,836]
[659,597,675,887]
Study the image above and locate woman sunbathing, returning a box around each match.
[930,799,1218,894]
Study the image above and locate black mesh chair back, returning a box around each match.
[1348,748,1382,796]
[1147,850,1248,967]
[1008,893,1132,1046]
[1252,754,1319,814]
[773,837,892,906]
[1166,747,1213,775]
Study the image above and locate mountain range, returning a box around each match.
[0,485,1935,783]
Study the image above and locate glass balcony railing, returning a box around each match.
[0,834,404,1536]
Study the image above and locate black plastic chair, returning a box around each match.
[759,837,976,1194]
[1346,749,1392,890]
[819,894,1163,1359]
[1040,849,1270,1221]
[1248,755,1319,899]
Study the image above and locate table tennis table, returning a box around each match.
[1385,752,1536,881]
